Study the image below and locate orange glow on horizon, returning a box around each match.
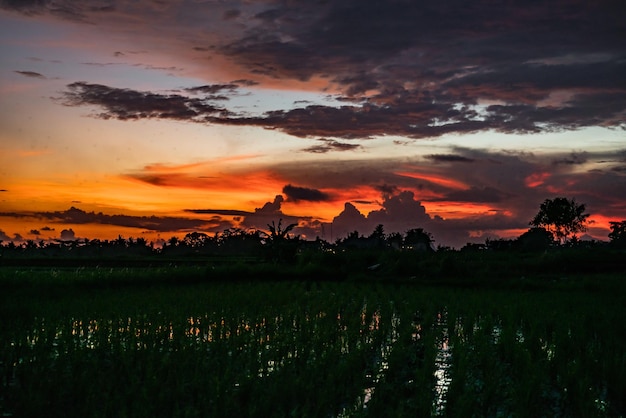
[422,202,500,218]
[587,214,617,231]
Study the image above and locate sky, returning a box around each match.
[0,0,625,248]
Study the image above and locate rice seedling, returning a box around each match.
[1,269,623,417]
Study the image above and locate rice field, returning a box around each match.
[1,270,624,417]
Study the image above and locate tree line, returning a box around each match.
[1,197,626,262]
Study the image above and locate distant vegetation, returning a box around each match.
[1,197,624,285]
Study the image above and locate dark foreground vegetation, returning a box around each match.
[2,196,625,284]
[1,273,624,417]
[1,222,625,288]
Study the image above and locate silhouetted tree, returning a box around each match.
[608,220,626,248]
[484,237,515,251]
[265,219,299,263]
[387,232,403,250]
[403,228,434,252]
[530,197,590,244]
[217,228,264,256]
[517,227,555,251]
[369,223,385,239]
[182,232,212,248]
[267,219,297,242]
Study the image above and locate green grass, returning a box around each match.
[1,268,625,417]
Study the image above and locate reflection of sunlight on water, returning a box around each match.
[432,309,452,416]
[14,309,615,417]
[337,307,396,417]
[360,308,394,409]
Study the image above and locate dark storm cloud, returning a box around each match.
[14,70,45,78]
[221,101,497,139]
[60,82,232,122]
[36,0,623,139]
[282,184,330,202]
[220,0,625,78]
[0,0,113,21]
[1,0,61,15]
[425,154,475,163]
[8,207,210,232]
[59,79,625,139]
[216,0,626,135]
[6,0,626,142]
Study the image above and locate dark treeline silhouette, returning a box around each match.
[1,198,625,281]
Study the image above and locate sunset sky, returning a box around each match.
[1,0,625,248]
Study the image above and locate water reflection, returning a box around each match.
[432,309,452,416]
[6,304,615,417]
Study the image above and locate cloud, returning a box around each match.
[60,228,76,241]
[216,0,626,133]
[3,145,621,244]
[282,184,330,202]
[32,0,621,140]
[552,152,588,166]
[0,229,11,241]
[303,139,362,153]
[239,195,299,230]
[184,83,238,95]
[0,229,24,242]
[330,191,432,240]
[185,209,253,217]
[442,187,511,203]
[326,189,531,247]
[223,9,240,20]
[59,82,232,122]
[367,190,431,231]
[267,147,625,241]
[2,0,624,243]
[29,229,41,235]
[59,79,626,140]
[14,207,212,232]
[0,0,113,22]
[331,202,369,238]
[14,70,45,79]
[425,154,475,163]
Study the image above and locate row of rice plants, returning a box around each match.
[443,289,625,417]
[0,282,409,416]
[1,277,624,417]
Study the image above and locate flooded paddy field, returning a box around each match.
[1,269,624,417]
